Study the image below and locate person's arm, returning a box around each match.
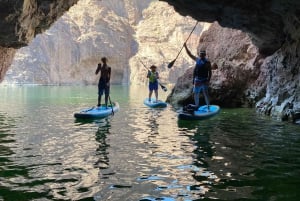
[207,61,212,82]
[107,67,111,83]
[184,43,197,61]
[192,67,196,84]
[147,69,151,78]
[95,63,101,75]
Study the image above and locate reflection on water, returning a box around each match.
[0,86,300,201]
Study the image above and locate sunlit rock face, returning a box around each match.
[0,0,78,82]
[167,22,263,108]
[0,48,16,83]
[130,2,210,85]
[4,0,152,85]
[162,0,300,121]
[4,0,209,85]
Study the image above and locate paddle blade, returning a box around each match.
[168,59,176,68]
[160,84,167,92]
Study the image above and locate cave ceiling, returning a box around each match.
[160,0,300,56]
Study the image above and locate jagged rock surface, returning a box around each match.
[130,2,210,85]
[0,0,79,82]
[162,0,300,122]
[4,0,208,85]
[167,22,263,108]
[160,0,300,56]
[0,0,79,47]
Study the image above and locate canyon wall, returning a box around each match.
[3,0,207,86]
[162,0,300,121]
[0,0,79,82]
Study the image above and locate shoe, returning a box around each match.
[97,104,100,107]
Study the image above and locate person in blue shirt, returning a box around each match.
[184,43,212,111]
[147,65,159,102]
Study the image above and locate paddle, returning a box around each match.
[168,21,199,68]
[108,95,114,115]
[138,59,167,92]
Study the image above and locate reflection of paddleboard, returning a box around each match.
[178,105,220,120]
[74,102,119,119]
[143,98,167,108]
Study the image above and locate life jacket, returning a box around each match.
[149,71,158,83]
[194,58,209,83]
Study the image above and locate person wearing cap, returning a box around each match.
[147,65,159,102]
[95,57,111,107]
[184,43,212,111]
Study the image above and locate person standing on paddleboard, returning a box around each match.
[95,57,111,108]
[184,43,212,111]
[147,65,159,102]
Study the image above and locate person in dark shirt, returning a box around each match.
[184,43,212,110]
[95,57,111,107]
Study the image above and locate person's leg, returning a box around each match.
[149,90,153,101]
[104,85,110,107]
[194,92,200,107]
[98,84,102,107]
[193,85,200,108]
[104,94,108,107]
[154,89,158,102]
[149,83,154,101]
[203,87,210,111]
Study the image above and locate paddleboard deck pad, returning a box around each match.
[144,98,167,108]
[178,105,220,120]
[74,102,119,119]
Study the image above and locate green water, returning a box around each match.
[0,85,300,201]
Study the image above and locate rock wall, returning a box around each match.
[160,0,300,56]
[0,48,16,83]
[162,0,300,122]
[4,0,152,85]
[3,0,208,86]
[167,22,263,108]
[0,0,79,47]
[0,0,79,82]
[130,2,210,85]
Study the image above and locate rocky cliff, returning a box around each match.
[167,22,262,107]
[4,0,150,85]
[3,0,207,85]
[0,0,79,82]
[162,0,300,122]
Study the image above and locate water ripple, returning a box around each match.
[1,86,300,200]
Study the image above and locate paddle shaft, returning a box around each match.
[108,95,114,115]
[168,21,198,68]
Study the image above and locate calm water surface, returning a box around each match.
[0,85,299,201]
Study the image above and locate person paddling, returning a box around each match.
[95,57,111,108]
[184,43,212,111]
[147,65,159,102]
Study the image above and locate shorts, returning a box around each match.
[149,82,158,91]
[193,84,208,93]
[98,79,110,95]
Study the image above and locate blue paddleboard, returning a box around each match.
[74,102,119,119]
[143,98,167,108]
[178,105,220,120]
